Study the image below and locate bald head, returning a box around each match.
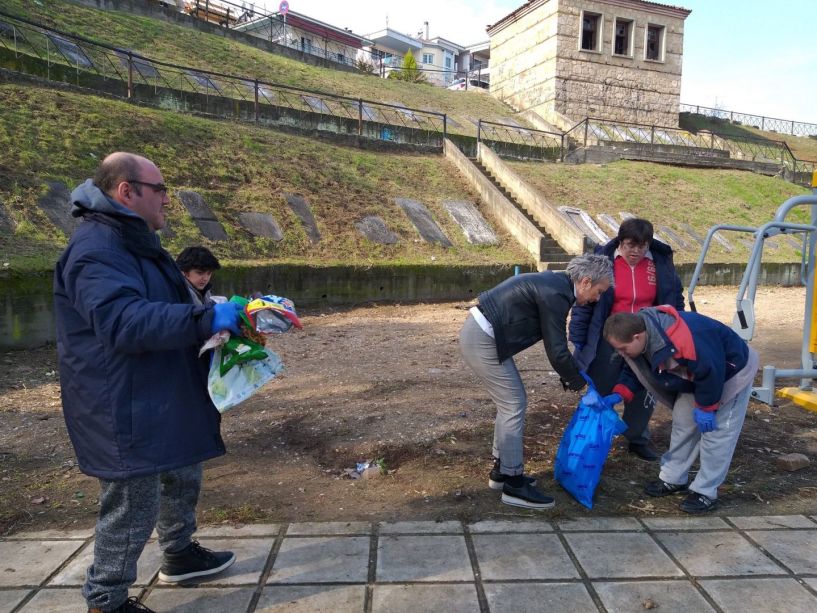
[93,152,156,198]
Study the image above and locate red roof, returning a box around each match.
[284,13,365,48]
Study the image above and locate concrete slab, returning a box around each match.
[468,519,553,533]
[728,515,815,530]
[598,213,620,235]
[177,190,229,240]
[0,589,30,612]
[256,585,366,612]
[268,536,369,583]
[700,578,817,613]
[395,198,452,247]
[472,533,578,580]
[286,522,371,536]
[483,582,595,613]
[16,587,89,612]
[593,580,715,612]
[10,528,93,540]
[372,584,478,613]
[355,215,398,244]
[564,533,683,578]
[49,541,160,586]
[442,200,498,245]
[642,517,730,530]
[238,212,284,240]
[197,523,281,537]
[559,206,609,245]
[376,535,471,582]
[37,181,81,237]
[0,200,15,233]
[0,540,85,587]
[379,521,462,534]
[746,530,817,574]
[806,577,817,591]
[654,531,785,576]
[285,194,321,244]
[558,517,642,531]
[658,226,693,251]
[680,223,706,246]
[159,220,176,240]
[145,587,255,612]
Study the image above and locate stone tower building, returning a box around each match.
[488,0,691,130]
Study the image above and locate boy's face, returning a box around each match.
[608,332,647,358]
[184,268,213,291]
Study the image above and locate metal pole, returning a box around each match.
[254,78,259,123]
[583,119,588,146]
[205,0,210,24]
[358,98,363,136]
[650,125,655,144]
[443,114,447,144]
[127,51,133,99]
[477,118,481,143]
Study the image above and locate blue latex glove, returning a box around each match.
[210,302,243,336]
[693,408,717,433]
[602,393,623,408]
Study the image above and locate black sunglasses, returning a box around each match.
[128,179,169,195]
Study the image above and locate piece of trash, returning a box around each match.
[30,496,48,505]
[427,368,443,374]
[642,598,657,609]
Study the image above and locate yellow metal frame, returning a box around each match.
[777,387,817,412]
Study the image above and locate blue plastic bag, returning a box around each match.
[554,375,627,509]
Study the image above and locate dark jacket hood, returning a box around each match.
[70,179,143,220]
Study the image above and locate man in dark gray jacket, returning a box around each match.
[459,254,614,509]
[54,153,243,613]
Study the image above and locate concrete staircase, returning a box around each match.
[471,158,571,270]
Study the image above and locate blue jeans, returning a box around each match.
[83,463,202,611]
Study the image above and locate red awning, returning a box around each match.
[285,14,363,48]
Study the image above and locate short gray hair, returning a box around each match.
[565,254,614,286]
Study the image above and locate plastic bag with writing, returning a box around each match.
[208,344,284,413]
[554,377,627,509]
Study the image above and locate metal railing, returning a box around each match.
[681,103,817,138]
[0,11,447,147]
[477,119,564,161]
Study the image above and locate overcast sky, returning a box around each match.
[254,0,817,124]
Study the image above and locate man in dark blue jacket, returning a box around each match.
[459,254,613,510]
[54,152,243,613]
[569,218,684,461]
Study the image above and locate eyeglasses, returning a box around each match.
[128,180,169,195]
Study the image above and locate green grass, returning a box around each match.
[0,0,523,137]
[0,82,529,272]
[506,159,811,263]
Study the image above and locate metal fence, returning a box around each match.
[680,103,817,138]
[477,119,564,161]
[0,11,447,147]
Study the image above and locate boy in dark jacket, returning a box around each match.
[459,254,614,510]
[54,153,244,613]
[604,306,759,513]
[570,218,684,461]
[176,246,221,307]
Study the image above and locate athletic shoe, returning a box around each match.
[488,458,537,490]
[680,491,720,514]
[500,482,555,509]
[628,442,659,462]
[644,479,688,497]
[158,540,235,583]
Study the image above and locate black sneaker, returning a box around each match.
[501,482,555,509]
[158,540,236,583]
[644,479,688,497]
[628,442,659,462]
[680,491,720,514]
[488,459,537,490]
[88,597,156,613]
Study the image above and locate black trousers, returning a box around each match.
[586,338,655,445]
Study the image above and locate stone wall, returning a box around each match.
[489,0,689,129]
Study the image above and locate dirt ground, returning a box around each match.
[1,286,816,535]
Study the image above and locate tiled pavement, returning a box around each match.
[2,515,817,612]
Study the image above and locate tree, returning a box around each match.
[388,50,427,84]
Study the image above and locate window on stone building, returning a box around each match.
[614,18,633,56]
[580,12,602,52]
[646,24,665,61]
[445,56,452,69]
[422,53,434,64]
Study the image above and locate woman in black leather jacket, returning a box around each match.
[459,254,613,510]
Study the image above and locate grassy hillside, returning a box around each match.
[0,0,524,136]
[0,82,529,272]
[507,158,811,263]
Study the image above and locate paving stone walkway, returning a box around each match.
[2,515,817,612]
